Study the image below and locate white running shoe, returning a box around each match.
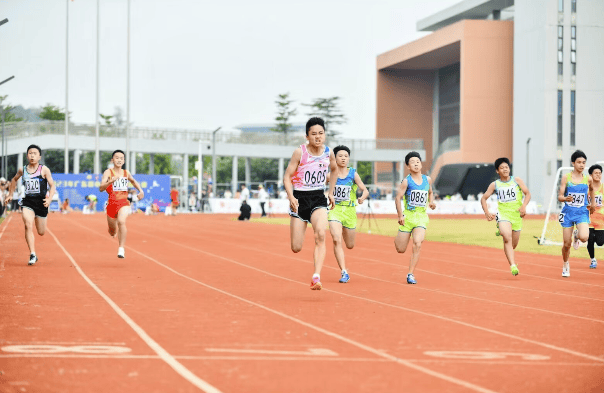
[28,254,38,266]
[562,268,570,277]
[572,229,580,250]
[117,247,125,259]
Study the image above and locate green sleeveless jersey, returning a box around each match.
[495,176,523,214]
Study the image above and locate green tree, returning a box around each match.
[303,97,347,137]
[39,105,66,121]
[270,93,297,139]
[136,153,174,175]
[100,113,113,126]
[356,161,373,184]
[0,95,24,122]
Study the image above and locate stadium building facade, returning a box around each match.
[376,0,604,205]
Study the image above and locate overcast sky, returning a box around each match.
[1,0,459,139]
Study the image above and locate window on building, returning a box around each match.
[557,90,563,147]
[571,0,576,13]
[559,0,564,12]
[571,26,576,76]
[558,26,563,76]
[557,160,563,171]
[438,63,460,146]
[570,91,576,146]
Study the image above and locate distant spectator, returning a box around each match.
[240,184,250,201]
[170,187,179,215]
[189,192,197,212]
[258,185,269,217]
[224,189,232,199]
[86,194,98,213]
[278,188,287,199]
[238,200,251,221]
[61,198,73,214]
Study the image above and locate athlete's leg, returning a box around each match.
[562,226,573,262]
[342,227,356,249]
[394,231,412,253]
[409,227,426,274]
[512,230,521,249]
[107,214,118,237]
[22,208,36,254]
[596,230,604,247]
[309,208,328,276]
[290,217,308,253]
[34,216,47,236]
[329,221,346,271]
[116,205,130,248]
[588,228,596,259]
[576,222,589,242]
[498,221,515,266]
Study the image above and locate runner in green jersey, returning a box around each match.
[481,157,531,276]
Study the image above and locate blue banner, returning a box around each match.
[52,174,171,212]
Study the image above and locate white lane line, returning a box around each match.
[47,228,222,393]
[0,214,12,241]
[120,247,498,393]
[130,231,604,365]
[143,222,604,302]
[231,241,604,323]
[205,348,338,356]
[1,353,603,366]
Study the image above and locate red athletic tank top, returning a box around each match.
[106,169,129,201]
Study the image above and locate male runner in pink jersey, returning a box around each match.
[284,117,338,290]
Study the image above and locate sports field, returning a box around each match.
[1,212,603,393]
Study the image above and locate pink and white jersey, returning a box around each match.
[291,144,330,191]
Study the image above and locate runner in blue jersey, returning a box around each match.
[557,150,596,277]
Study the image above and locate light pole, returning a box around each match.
[64,0,69,174]
[125,0,131,170]
[94,0,100,174]
[211,127,222,197]
[526,137,531,189]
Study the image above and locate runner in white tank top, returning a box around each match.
[283,117,338,290]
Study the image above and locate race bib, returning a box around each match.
[497,187,517,203]
[24,178,40,195]
[303,169,327,188]
[112,177,129,192]
[588,195,603,207]
[567,192,585,208]
[333,185,351,202]
[408,190,428,207]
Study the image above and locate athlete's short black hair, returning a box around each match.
[305,117,325,135]
[27,144,42,155]
[589,164,603,175]
[405,151,422,166]
[571,150,587,163]
[494,157,510,170]
[333,145,350,156]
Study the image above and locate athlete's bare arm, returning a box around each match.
[395,179,409,226]
[327,151,337,209]
[354,172,369,205]
[283,148,302,213]
[99,169,116,192]
[126,171,145,201]
[514,177,531,217]
[4,167,23,205]
[557,175,572,203]
[427,176,436,210]
[42,167,56,208]
[481,182,496,221]
[588,176,596,214]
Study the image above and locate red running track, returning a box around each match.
[1,212,603,393]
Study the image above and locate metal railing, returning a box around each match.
[4,121,424,150]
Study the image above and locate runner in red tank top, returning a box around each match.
[99,150,144,259]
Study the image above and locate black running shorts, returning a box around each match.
[289,189,328,223]
[20,197,48,218]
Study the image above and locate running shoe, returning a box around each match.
[339,271,350,283]
[407,273,417,284]
[590,259,597,269]
[117,247,125,259]
[310,276,322,290]
[28,254,37,266]
[562,268,570,277]
[510,265,519,276]
[572,229,580,250]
